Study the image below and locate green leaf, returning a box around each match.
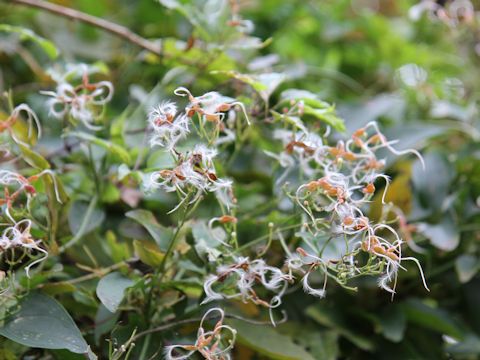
[279,89,345,131]
[417,217,460,251]
[0,24,59,59]
[212,71,285,102]
[126,209,173,251]
[299,330,338,360]
[378,305,406,343]
[412,152,453,211]
[100,183,121,203]
[96,272,134,313]
[446,333,480,355]
[191,221,218,247]
[227,319,316,360]
[133,239,164,267]
[455,254,479,284]
[230,36,272,49]
[430,100,470,122]
[191,220,224,261]
[276,323,339,360]
[302,105,346,132]
[68,201,105,236]
[270,110,308,133]
[157,0,182,9]
[306,305,374,351]
[280,89,330,109]
[402,299,463,339]
[0,292,95,357]
[105,230,131,263]
[94,304,119,345]
[41,283,77,296]
[17,145,50,170]
[66,132,131,164]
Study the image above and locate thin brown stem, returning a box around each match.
[41,259,129,286]
[10,0,162,56]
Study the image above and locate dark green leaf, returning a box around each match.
[0,292,94,357]
[378,305,406,343]
[227,319,316,360]
[402,299,463,339]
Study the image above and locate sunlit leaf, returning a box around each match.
[279,89,345,131]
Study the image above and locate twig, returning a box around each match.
[41,259,129,286]
[10,0,162,56]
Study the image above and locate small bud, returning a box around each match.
[362,183,375,194]
[296,247,308,257]
[219,215,237,224]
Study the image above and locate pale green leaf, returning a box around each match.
[96,272,134,313]
[455,254,479,284]
[306,305,374,351]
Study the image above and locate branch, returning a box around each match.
[10,0,162,56]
